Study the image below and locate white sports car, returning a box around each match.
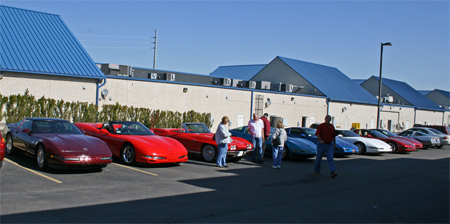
[335,129,392,154]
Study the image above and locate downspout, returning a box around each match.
[326,98,330,115]
[250,90,254,118]
[96,78,107,122]
[442,111,445,125]
[413,107,417,125]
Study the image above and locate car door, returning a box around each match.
[13,120,33,152]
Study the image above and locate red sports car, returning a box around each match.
[353,129,416,152]
[152,123,253,162]
[75,121,188,165]
[372,129,423,149]
[0,133,5,169]
[3,118,112,170]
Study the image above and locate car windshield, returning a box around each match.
[369,130,388,138]
[336,130,360,137]
[378,129,398,137]
[110,122,154,135]
[428,128,444,135]
[32,120,82,134]
[303,128,316,136]
[232,126,244,132]
[184,123,211,133]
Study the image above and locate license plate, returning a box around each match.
[237,151,243,156]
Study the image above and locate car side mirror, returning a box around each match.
[300,134,306,137]
[23,129,31,135]
[337,134,343,137]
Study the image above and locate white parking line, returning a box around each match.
[112,163,158,176]
[4,158,63,184]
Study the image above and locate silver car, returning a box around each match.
[397,130,440,149]
[403,127,449,148]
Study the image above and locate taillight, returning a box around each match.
[443,136,448,139]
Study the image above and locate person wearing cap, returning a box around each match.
[260,113,271,159]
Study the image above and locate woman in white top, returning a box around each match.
[272,121,287,169]
[215,116,232,167]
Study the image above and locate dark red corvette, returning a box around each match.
[75,121,188,165]
[372,129,423,149]
[152,123,253,162]
[3,118,112,170]
[353,129,416,152]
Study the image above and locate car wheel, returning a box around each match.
[281,145,289,159]
[355,142,366,155]
[121,143,136,165]
[201,145,217,162]
[6,134,17,155]
[388,142,397,152]
[36,145,48,170]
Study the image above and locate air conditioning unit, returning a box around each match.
[236,80,246,88]
[232,79,243,87]
[148,73,158,79]
[383,96,394,103]
[108,63,120,70]
[165,73,176,81]
[219,78,231,86]
[271,83,283,92]
[211,78,219,85]
[256,81,271,90]
[282,84,294,93]
[247,81,256,89]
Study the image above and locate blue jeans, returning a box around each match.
[314,143,335,173]
[216,143,228,166]
[252,137,263,162]
[272,146,283,167]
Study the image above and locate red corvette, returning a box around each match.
[354,129,416,152]
[3,118,112,170]
[0,133,5,168]
[372,129,423,149]
[75,121,188,165]
[152,123,253,162]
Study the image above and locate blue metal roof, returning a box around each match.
[0,5,104,79]
[372,76,443,110]
[209,64,266,80]
[352,79,366,85]
[278,56,378,104]
[418,90,431,96]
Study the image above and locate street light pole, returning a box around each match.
[377,42,392,129]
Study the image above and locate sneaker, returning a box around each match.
[272,166,277,169]
[331,172,337,178]
[277,166,281,169]
[224,165,228,168]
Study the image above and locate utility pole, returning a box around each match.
[152,30,157,69]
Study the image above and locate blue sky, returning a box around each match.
[2,0,449,91]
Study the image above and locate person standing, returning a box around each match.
[260,113,271,160]
[248,113,264,163]
[272,121,287,169]
[215,116,232,168]
[314,115,338,178]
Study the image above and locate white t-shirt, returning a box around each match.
[248,119,264,138]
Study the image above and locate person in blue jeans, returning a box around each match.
[214,116,232,168]
[248,113,264,163]
[272,121,287,169]
[314,115,338,178]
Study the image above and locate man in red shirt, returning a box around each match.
[314,115,337,178]
[260,113,271,159]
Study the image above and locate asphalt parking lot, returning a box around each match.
[1,146,449,223]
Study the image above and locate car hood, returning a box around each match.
[38,134,111,156]
[127,135,187,153]
[287,138,316,150]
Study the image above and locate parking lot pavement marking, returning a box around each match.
[4,158,63,184]
[112,163,158,176]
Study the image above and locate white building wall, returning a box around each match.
[415,110,446,125]
[329,102,377,129]
[0,71,97,103]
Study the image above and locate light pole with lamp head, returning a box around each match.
[377,42,392,129]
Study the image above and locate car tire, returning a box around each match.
[36,145,48,171]
[355,142,366,155]
[388,142,397,152]
[6,134,18,155]
[281,145,289,159]
[201,145,217,162]
[121,143,136,165]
